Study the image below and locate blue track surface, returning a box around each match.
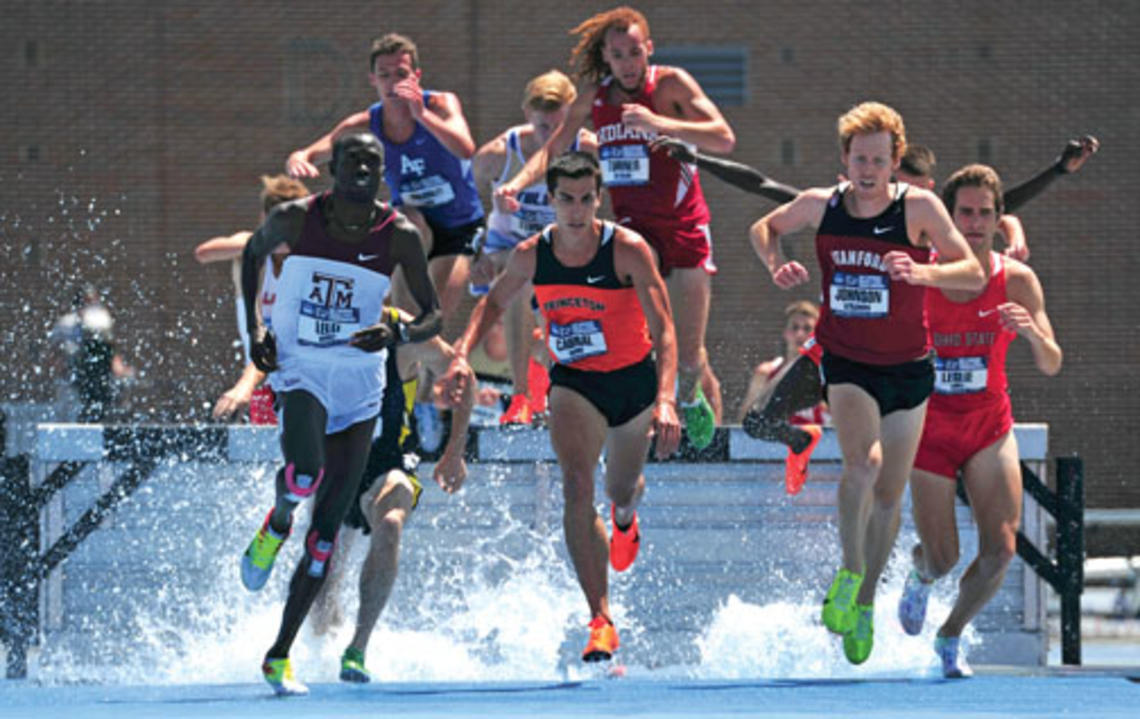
[2,673,1138,719]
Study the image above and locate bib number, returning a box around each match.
[400,174,457,208]
[548,320,607,364]
[934,356,988,395]
[830,272,889,318]
[600,145,650,187]
[298,302,360,347]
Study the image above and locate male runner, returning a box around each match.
[471,69,595,424]
[442,152,681,662]
[193,174,310,422]
[286,33,482,324]
[239,132,441,695]
[494,6,734,450]
[750,102,986,664]
[898,165,1062,678]
[311,307,475,683]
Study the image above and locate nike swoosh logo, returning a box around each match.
[978,308,997,317]
[587,275,606,284]
[872,226,893,235]
[358,253,379,262]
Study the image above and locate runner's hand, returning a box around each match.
[884,251,924,285]
[440,356,473,408]
[350,322,398,352]
[212,386,252,421]
[1059,135,1099,174]
[621,103,662,133]
[286,150,321,179]
[250,328,278,373]
[996,301,1037,338]
[772,261,810,289]
[493,185,520,214]
[434,447,467,494]
[649,136,696,164]
[394,78,426,118]
[469,253,496,286]
[651,399,682,459]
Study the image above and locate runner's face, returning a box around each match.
[783,313,816,352]
[602,24,652,92]
[370,52,420,102]
[551,175,601,231]
[525,106,570,145]
[842,132,898,198]
[333,140,384,201]
[951,185,998,253]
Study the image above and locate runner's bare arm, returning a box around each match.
[417,91,477,159]
[891,190,985,291]
[628,68,734,154]
[194,231,253,264]
[452,237,538,363]
[389,217,442,343]
[285,111,372,178]
[240,203,305,369]
[615,229,681,458]
[498,88,594,204]
[997,214,1029,261]
[651,137,799,203]
[1002,260,1062,376]
[750,188,830,289]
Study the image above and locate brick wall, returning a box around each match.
[2,1,1136,507]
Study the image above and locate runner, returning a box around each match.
[286,33,482,324]
[442,151,681,662]
[749,101,986,664]
[239,132,441,695]
[493,6,735,450]
[471,69,595,424]
[898,164,1062,678]
[193,174,310,423]
[309,307,475,683]
[733,300,828,494]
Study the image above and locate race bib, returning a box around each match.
[600,144,650,187]
[548,320,607,364]
[830,272,889,318]
[934,356,988,395]
[509,209,550,237]
[400,174,457,208]
[297,302,361,346]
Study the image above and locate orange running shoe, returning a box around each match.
[785,424,822,495]
[609,504,640,572]
[582,615,620,662]
[499,393,532,426]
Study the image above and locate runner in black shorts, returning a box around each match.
[441,152,681,665]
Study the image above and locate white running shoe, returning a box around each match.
[935,635,973,678]
[414,401,444,453]
[898,568,934,636]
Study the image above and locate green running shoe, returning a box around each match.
[340,647,372,683]
[821,568,863,634]
[241,510,289,591]
[262,656,308,696]
[681,386,716,451]
[843,603,875,665]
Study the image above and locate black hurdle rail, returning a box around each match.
[956,456,1085,665]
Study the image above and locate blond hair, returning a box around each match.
[784,300,819,322]
[260,174,310,214]
[523,70,577,112]
[569,6,650,84]
[837,101,907,159]
[942,164,1005,216]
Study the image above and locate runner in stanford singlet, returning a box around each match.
[898,164,1062,678]
[749,102,985,666]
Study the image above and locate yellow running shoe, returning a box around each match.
[262,656,308,696]
[843,603,875,665]
[821,568,863,634]
[681,386,716,451]
[241,510,289,592]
